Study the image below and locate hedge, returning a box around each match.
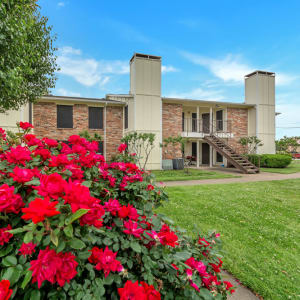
[245,154,292,168]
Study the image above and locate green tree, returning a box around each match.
[0,0,58,113]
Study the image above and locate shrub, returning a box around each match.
[0,122,234,299]
[245,154,261,167]
[261,154,292,168]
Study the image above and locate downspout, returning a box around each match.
[104,102,107,160]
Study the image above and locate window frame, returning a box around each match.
[88,106,103,129]
[57,105,73,129]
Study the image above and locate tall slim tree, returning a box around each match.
[0,0,58,113]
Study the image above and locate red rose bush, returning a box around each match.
[0,123,234,299]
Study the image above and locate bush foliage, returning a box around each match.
[0,123,234,299]
[245,154,292,168]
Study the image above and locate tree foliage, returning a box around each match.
[276,136,300,153]
[239,136,263,154]
[0,0,58,113]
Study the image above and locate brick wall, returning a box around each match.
[227,107,248,154]
[106,106,124,161]
[162,103,183,159]
[33,102,123,159]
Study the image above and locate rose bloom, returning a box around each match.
[21,197,60,224]
[55,252,78,287]
[0,184,24,214]
[147,184,154,191]
[0,225,13,246]
[5,145,32,166]
[123,220,144,238]
[118,280,147,300]
[79,203,105,228]
[103,199,120,216]
[118,143,127,153]
[0,128,6,140]
[224,281,235,294]
[43,138,58,148]
[23,134,42,147]
[88,246,123,278]
[9,166,34,183]
[35,173,66,200]
[158,224,179,247]
[0,279,13,300]
[33,148,51,160]
[18,242,36,257]
[19,121,33,130]
[141,281,161,300]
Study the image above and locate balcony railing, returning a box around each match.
[182,118,232,134]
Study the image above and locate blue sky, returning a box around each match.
[39,0,300,138]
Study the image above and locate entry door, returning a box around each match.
[202,143,210,164]
[192,142,197,159]
[202,113,210,133]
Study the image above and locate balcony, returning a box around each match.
[182,118,233,138]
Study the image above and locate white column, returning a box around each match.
[196,140,200,167]
[209,107,213,134]
[209,145,213,168]
[197,106,200,132]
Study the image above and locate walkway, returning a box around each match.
[161,170,300,187]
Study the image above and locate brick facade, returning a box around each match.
[105,106,124,161]
[227,107,248,154]
[162,103,183,159]
[33,102,123,160]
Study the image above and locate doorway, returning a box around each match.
[202,113,210,133]
[202,143,210,164]
[192,142,197,158]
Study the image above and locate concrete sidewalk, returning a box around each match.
[222,271,260,300]
[161,171,300,187]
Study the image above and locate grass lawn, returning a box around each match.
[157,179,300,300]
[261,160,300,174]
[151,168,239,182]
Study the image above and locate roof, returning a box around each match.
[162,97,255,108]
[245,70,275,78]
[40,95,125,105]
[130,52,161,63]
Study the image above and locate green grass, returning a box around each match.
[151,168,239,182]
[261,160,300,174]
[157,180,300,300]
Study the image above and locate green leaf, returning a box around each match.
[0,244,13,257]
[25,179,40,186]
[50,230,59,247]
[63,224,73,238]
[65,209,89,225]
[2,266,22,285]
[7,227,26,235]
[23,231,33,243]
[2,255,17,267]
[130,241,141,253]
[69,238,86,250]
[81,181,91,187]
[56,240,66,253]
[103,274,114,285]
[30,290,41,300]
[21,270,32,289]
[174,251,191,261]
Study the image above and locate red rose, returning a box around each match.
[118,280,147,300]
[35,173,66,200]
[141,281,161,300]
[21,197,60,224]
[198,237,210,247]
[0,225,13,246]
[55,252,78,287]
[0,184,24,214]
[5,145,32,166]
[79,203,105,228]
[118,143,127,153]
[147,184,154,191]
[103,199,120,216]
[0,280,13,300]
[0,128,6,141]
[118,205,131,219]
[19,121,33,130]
[123,220,144,238]
[9,166,34,183]
[34,148,51,160]
[88,246,123,278]
[224,281,235,294]
[157,224,179,247]
[18,242,36,257]
[43,138,58,148]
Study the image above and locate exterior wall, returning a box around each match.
[0,104,30,132]
[105,106,124,161]
[130,55,162,170]
[32,102,123,160]
[227,107,248,154]
[245,73,276,154]
[162,103,183,159]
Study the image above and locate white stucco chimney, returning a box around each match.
[245,71,276,154]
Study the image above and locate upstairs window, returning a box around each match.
[124,106,128,129]
[89,107,103,129]
[57,105,73,128]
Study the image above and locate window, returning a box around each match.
[124,106,128,129]
[216,152,223,163]
[98,141,104,154]
[57,105,73,128]
[182,112,185,131]
[216,110,223,131]
[88,107,103,129]
[192,113,197,132]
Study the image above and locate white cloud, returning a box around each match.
[56,88,81,97]
[162,65,179,73]
[181,51,297,86]
[167,87,225,101]
[58,2,65,7]
[56,46,129,87]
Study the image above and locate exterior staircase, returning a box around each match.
[204,135,260,174]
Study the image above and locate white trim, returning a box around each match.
[104,105,107,160]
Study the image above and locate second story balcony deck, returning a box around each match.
[182,118,233,138]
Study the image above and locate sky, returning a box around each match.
[39,0,300,138]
